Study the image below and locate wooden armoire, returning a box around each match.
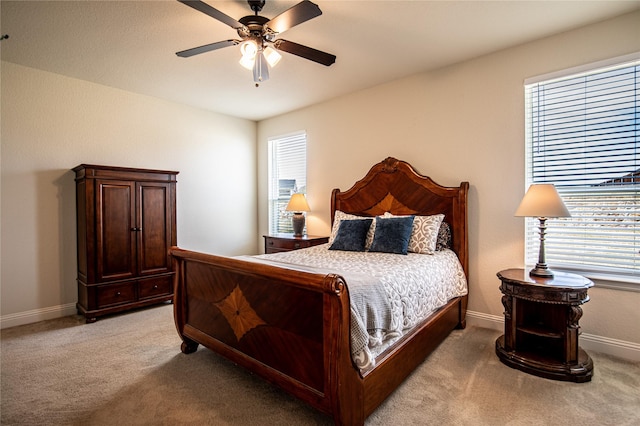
[73,164,178,322]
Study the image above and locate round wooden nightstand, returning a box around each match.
[495,268,594,382]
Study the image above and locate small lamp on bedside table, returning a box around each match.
[286,193,310,237]
[515,184,571,278]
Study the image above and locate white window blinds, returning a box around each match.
[268,132,307,235]
[524,58,639,282]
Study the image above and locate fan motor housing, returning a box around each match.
[239,15,270,38]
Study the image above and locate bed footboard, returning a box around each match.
[170,247,365,424]
[171,247,465,425]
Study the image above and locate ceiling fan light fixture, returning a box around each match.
[263,46,282,67]
[239,55,255,70]
[239,40,258,69]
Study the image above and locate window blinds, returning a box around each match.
[524,60,639,280]
[267,132,307,235]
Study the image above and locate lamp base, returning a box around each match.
[291,213,305,237]
[530,217,553,278]
[529,264,554,278]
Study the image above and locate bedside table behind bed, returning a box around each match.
[263,234,329,254]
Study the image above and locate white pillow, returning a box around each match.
[383,212,444,254]
[329,210,376,249]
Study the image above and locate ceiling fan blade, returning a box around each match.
[274,39,336,66]
[266,0,322,34]
[178,0,244,29]
[176,39,239,58]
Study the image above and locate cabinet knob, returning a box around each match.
[130,227,142,232]
[116,291,121,296]
[294,243,300,248]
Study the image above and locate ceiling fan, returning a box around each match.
[176,0,336,84]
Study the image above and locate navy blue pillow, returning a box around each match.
[329,219,373,252]
[369,216,415,255]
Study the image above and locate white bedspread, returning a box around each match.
[251,244,468,370]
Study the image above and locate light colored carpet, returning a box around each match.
[2,304,639,425]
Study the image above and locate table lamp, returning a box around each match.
[515,184,571,278]
[286,193,310,237]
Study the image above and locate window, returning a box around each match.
[268,132,307,234]
[524,55,639,283]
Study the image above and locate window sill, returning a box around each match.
[554,267,640,293]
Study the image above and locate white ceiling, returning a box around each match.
[2,1,639,121]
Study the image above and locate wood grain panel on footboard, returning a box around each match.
[170,247,362,421]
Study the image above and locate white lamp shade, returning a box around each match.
[515,184,571,218]
[239,40,257,70]
[263,46,282,67]
[239,55,255,70]
[286,193,310,212]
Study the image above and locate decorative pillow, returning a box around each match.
[384,212,445,254]
[410,214,445,254]
[329,219,373,252]
[329,210,376,249]
[369,216,415,255]
[436,222,452,251]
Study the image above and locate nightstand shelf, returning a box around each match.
[517,325,562,339]
[495,268,594,382]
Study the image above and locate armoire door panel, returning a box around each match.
[138,183,172,275]
[97,180,136,281]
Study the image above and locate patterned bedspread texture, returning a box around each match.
[248,244,468,370]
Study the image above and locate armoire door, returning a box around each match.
[96,179,137,282]
[137,182,173,276]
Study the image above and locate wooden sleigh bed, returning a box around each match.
[170,157,469,425]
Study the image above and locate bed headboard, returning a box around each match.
[331,157,469,277]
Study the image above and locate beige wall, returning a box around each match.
[1,10,638,358]
[257,12,640,350]
[1,62,257,325]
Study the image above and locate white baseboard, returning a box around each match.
[579,333,640,362]
[1,303,78,329]
[466,310,640,363]
[2,305,639,362]
[466,310,504,332]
